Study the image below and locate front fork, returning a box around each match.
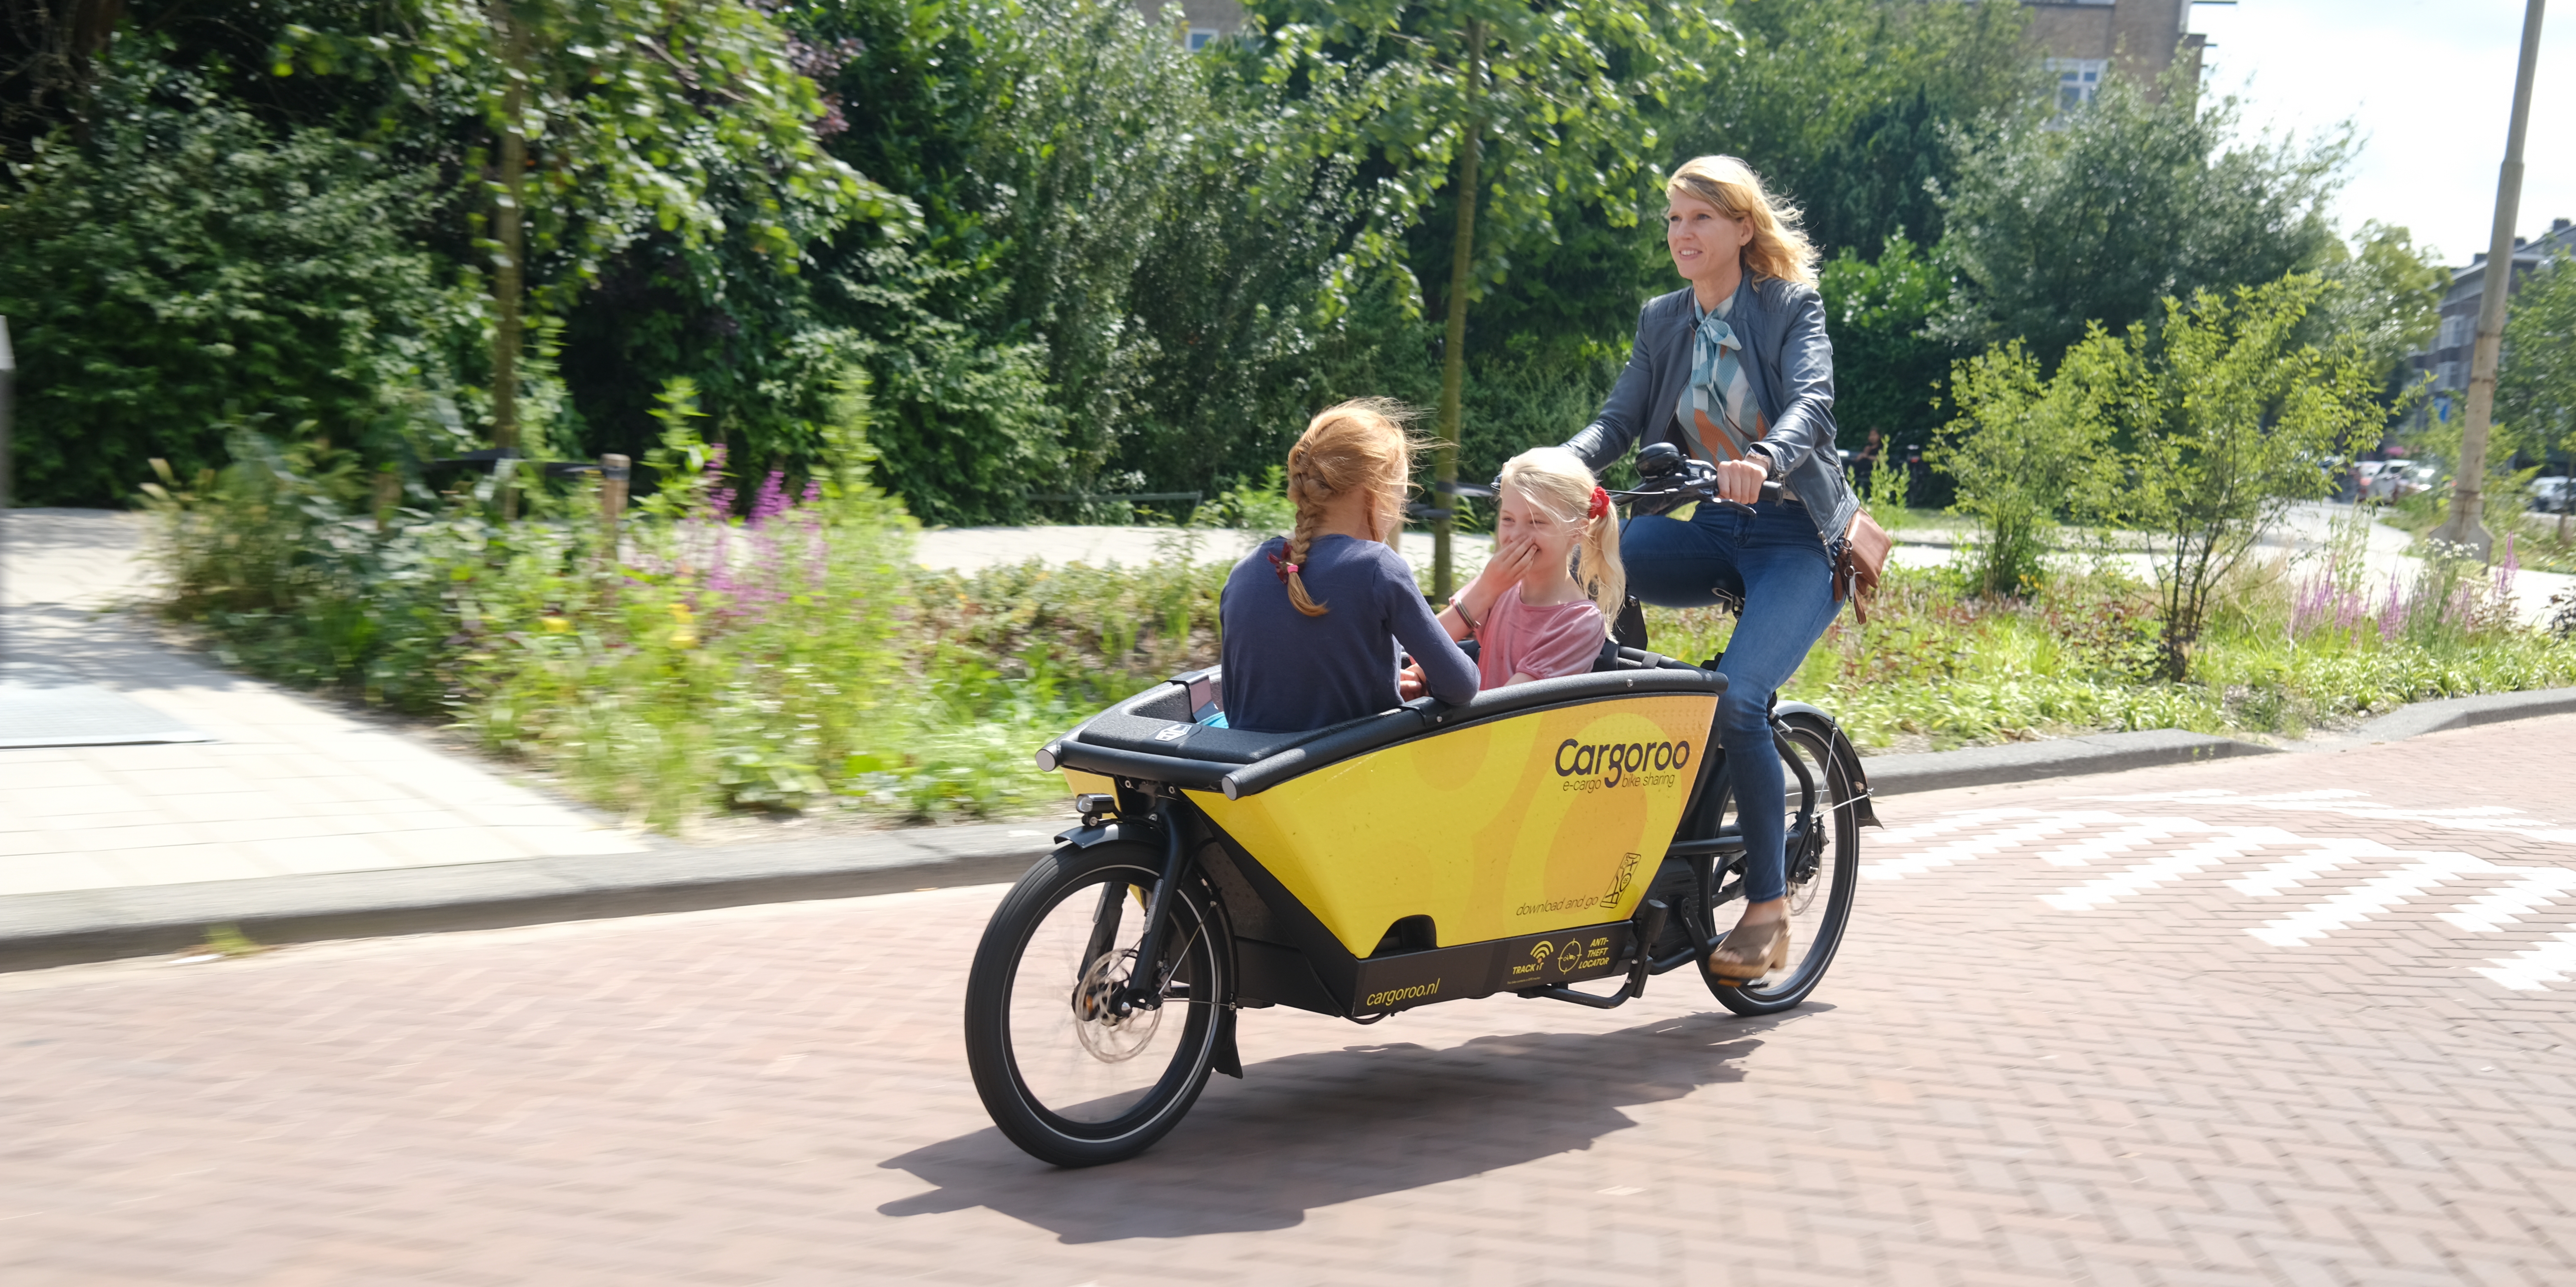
[1106,797,1193,1017]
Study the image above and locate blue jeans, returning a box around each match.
[1622,498,1841,904]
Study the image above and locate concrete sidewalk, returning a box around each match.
[1,510,645,905]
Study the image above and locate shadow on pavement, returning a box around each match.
[877,1003,1821,1240]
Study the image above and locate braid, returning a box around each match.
[1283,446,1330,616]
[1271,398,1424,619]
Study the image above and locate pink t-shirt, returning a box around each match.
[1476,585,1606,689]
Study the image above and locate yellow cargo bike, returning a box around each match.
[963,450,1880,1167]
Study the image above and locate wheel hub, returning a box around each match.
[1071,950,1160,1063]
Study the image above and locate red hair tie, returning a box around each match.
[1269,552,1300,581]
[1587,485,1610,520]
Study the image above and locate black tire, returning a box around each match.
[963,841,1228,1167]
[1702,716,1861,1015]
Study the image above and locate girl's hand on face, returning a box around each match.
[1466,536,1537,610]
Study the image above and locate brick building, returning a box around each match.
[2024,0,2208,108]
[2405,218,2576,447]
[1133,0,2209,83]
[1134,0,1242,50]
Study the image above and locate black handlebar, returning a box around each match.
[1610,443,1781,517]
[1430,443,1778,520]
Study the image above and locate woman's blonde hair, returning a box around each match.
[1667,154,1817,287]
[1496,446,1624,631]
[1281,398,1421,617]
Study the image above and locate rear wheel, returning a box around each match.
[964,841,1227,1167]
[1702,717,1861,1015]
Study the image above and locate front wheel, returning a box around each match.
[1704,716,1861,1015]
[964,841,1228,1167]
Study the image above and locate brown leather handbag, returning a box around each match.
[1835,510,1893,623]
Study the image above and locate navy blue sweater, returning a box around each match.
[1218,535,1478,734]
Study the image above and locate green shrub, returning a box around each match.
[1,59,461,505]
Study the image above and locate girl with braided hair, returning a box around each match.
[1217,400,1478,734]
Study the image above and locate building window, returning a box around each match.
[1187,27,1218,51]
[2045,59,2105,113]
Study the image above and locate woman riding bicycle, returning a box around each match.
[1554,154,1859,985]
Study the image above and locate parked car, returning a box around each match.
[2351,460,2433,502]
[2534,475,2576,513]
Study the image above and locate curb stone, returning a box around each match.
[0,822,1063,972]
[4,686,2571,971]
[1856,728,2274,797]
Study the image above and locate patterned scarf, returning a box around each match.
[1685,303,1766,463]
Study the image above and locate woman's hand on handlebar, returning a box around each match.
[1714,458,1768,506]
[1397,660,1428,700]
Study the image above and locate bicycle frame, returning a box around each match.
[1063,697,1856,1022]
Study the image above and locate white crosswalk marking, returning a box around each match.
[2475,927,2576,991]
[2041,828,2298,911]
[2079,788,2576,846]
[2443,867,2576,932]
[2247,851,2496,946]
[1866,809,2118,879]
[1862,795,2576,988]
[2226,838,2396,896]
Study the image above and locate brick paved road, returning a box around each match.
[5,717,2575,1285]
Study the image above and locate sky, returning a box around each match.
[2190,0,2573,266]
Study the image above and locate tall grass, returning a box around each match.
[146,427,2576,824]
[142,399,1221,828]
[1645,544,2576,751]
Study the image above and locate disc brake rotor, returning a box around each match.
[1070,948,1161,1063]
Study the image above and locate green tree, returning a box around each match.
[2499,248,2576,537]
[1679,0,2036,258]
[2310,222,2448,392]
[276,0,913,472]
[1252,0,1707,595]
[2102,275,2387,679]
[1819,231,1956,463]
[1937,73,2347,365]
[0,57,457,505]
[1930,335,2117,598]
[787,0,1338,524]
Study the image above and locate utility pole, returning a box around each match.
[2435,0,2547,558]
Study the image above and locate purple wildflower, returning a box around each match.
[2377,571,2407,641]
[753,470,791,526]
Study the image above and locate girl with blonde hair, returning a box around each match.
[1217,400,1477,734]
[1412,447,1623,689]
[1555,154,1864,986]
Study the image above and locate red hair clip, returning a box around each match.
[1587,485,1610,520]
[1268,552,1300,580]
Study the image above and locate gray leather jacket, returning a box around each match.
[1560,275,1858,552]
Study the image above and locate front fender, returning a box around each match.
[1053,818,1155,851]
[1773,702,1880,829]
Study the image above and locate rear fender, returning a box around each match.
[1773,702,1880,829]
